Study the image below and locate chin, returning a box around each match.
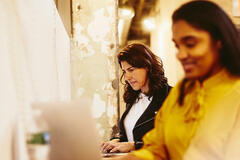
[131,85,141,91]
[185,72,208,81]
[132,87,140,91]
[184,72,201,80]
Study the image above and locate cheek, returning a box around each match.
[189,45,209,58]
[140,73,148,84]
[134,73,144,83]
[190,44,217,66]
[204,53,219,68]
[195,52,219,77]
[133,69,148,83]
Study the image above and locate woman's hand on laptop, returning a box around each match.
[101,139,120,153]
[109,142,134,153]
[101,139,134,153]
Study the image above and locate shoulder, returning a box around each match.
[224,78,240,104]
[155,81,182,97]
[233,79,240,94]
[154,83,173,97]
[156,80,185,110]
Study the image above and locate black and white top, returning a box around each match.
[111,83,172,149]
[124,93,153,141]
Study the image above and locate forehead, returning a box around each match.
[172,20,210,41]
[121,61,132,70]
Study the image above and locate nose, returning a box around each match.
[176,47,188,61]
[124,71,131,81]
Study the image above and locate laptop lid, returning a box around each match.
[32,100,101,160]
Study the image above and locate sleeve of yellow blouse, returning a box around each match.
[132,120,167,160]
[132,85,179,160]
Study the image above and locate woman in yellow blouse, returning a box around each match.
[108,1,240,160]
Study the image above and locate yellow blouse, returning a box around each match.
[133,69,240,160]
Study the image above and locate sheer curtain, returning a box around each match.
[0,0,71,159]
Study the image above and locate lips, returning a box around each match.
[182,62,196,72]
[129,81,137,87]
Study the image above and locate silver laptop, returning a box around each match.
[32,100,101,160]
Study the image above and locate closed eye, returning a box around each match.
[185,43,196,48]
[127,67,135,72]
[183,36,198,49]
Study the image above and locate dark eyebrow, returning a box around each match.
[172,35,197,44]
[122,66,134,72]
[181,36,197,43]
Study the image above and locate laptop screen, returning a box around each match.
[32,100,101,160]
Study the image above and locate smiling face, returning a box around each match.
[172,20,222,81]
[121,61,149,94]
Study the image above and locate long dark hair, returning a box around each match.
[117,43,168,104]
[172,0,240,105]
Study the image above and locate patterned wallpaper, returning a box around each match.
[71,0,119,141]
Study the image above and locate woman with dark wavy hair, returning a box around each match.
[101,43,171,153]
[107,1,240,160]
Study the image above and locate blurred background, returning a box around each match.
[0,0,239,159]
[68,0,240,141]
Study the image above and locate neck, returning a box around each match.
[199,66,223,84]
[141,80,149,94]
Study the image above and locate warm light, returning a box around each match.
[119,7,135,18]
[118,19,124,44]
[118,7,135,45]
[233,0,240,16]
[142,17,156,31]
